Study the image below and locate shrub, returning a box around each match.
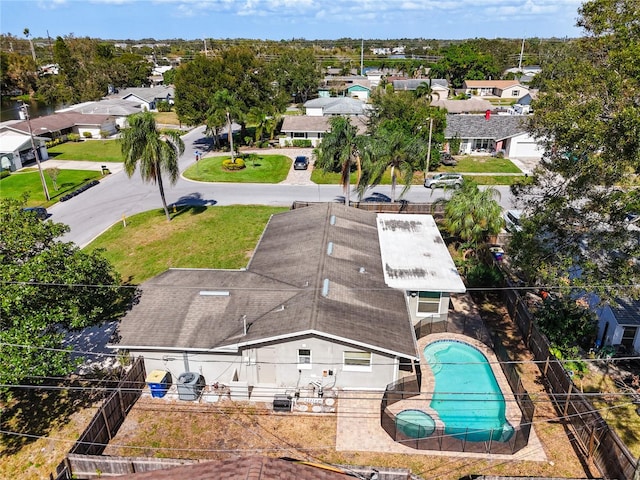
[82,131,93,139]
[466,262,504,288]
[99,129,110,139]
[67,133,81,142]
[222,158,246,170]
[292,139,312,148]
[157,100,172,112]
[0,170,10,179]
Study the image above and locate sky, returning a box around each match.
[1,0,585,42]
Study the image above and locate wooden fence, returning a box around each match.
[51,357,146,479]
[502,277,638,479]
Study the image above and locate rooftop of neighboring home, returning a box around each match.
[444,113,528,139]
[280,115,368,134]
[303,96,370,116]
[56,98,143,116]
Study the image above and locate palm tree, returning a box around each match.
[415,80,433,102]
[439,180,504,252]
[119,112,185,221]
[314,116,363,206]
[206,89,242,156]
[359,122,427,202]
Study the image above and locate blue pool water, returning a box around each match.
[424,340,514,442]
[396,409,436,438]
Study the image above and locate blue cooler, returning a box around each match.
[146,370,171,398]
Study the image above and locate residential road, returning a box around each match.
[44,126,522,248]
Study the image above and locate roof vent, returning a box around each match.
[327,242,334,255]
[359,267,366,274]
[330,215,336,225]
[199,291,230,296]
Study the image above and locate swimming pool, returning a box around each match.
[424,340,514,442]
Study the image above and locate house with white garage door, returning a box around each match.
[444,113,544,159]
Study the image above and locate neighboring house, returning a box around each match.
[444,113,544,158]
[303,97,369,117]
[0,129,49,171]
[57,99,142,128]
[432,98,493,114]
[0,112,117,142]
[109,204,465,398]
[278,115,367,147]
[364,69,384,88]
[346,82,371,101]
[111,85,174,111]
[595,298,640,354]
[391,79,449,100]
[463,80,529,99]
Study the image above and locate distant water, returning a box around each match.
[0,98,60,122]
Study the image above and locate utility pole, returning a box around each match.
[424,117,434,181]
[21,103,50,201]
[518,38,525,71]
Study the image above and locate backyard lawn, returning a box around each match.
[47,140,123,162]
[0,169,102,207]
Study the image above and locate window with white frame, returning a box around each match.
[417,291,441,316]
[343,351,372,371]
[297,348,312,369]
[512,89,520,97]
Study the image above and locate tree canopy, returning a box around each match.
[510,0,640,299]
[0,197,127,388]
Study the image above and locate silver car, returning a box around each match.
[423,173,463,189]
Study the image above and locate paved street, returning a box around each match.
[44,127,518,247]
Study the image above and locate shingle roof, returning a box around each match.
[114,85,174,103]
[464,80,522,89]
[115,204,418,359]
[6,113,114,135]
[444,114,528,140]
[61,99,142,116]
[304,97,367,115]
[611,298,640,326]
[432,98,493,114]
[280,115,368,135]
[392,79,448,91]
[113,456,351,479]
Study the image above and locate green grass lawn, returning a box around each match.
[85,205,288,283]
[183,155,291,183]
[440,155,522,173]
[47,140,124,162]
[0,169,102,206]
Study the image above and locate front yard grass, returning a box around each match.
[0,169,102,207]
[183,155,291,183]
[47,140,124,162]
[440,155,522,173]
[85,205,288,283]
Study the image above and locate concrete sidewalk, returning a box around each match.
[38,159,125,174]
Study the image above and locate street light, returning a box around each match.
[21,103,50,201]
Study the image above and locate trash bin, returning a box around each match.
[177,372,205,401]
[146,370,171,398]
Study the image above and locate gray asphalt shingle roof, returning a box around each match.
[116,204,418,359]
[444,114,528,140]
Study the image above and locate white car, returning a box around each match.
[503,210,523,232]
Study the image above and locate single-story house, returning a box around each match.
[0,112,117,144]
[278,115,368,147]
[595,298,640,355]
[57,99,142,128]
[391,79,449,100]
[444,114,544,158]
[346,82,371,101]
[109,204,465,397]
[303,97,369,117]
[110,85,174,111]
[0,129,49,171]
[463,80,529,99]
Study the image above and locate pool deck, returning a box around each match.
[336,293,547,462]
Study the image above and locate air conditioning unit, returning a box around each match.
[273,394,292,412]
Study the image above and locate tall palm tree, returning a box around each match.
[359,122,427,202]
[206,89,242,155]
[119,112,185,221]
[439,180,504,251]
[415,80,433,102]
[314,116,363,206]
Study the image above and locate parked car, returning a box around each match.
[503,209,523,232]
[293,156,309,170]
[439,151,457,166]
[22,206,48,220]
[423,173,463,189]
